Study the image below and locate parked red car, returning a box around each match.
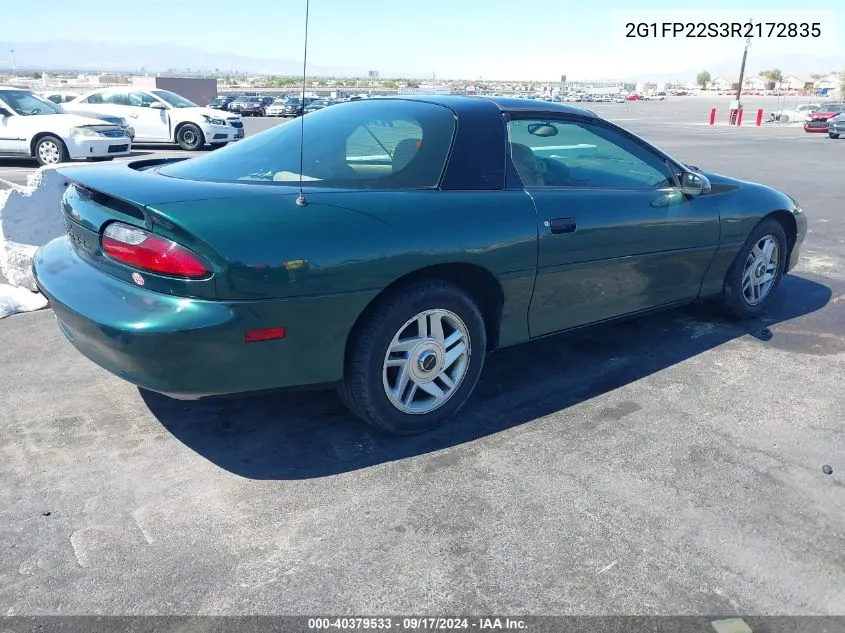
[626,94,641,101]
[803,103,845,133]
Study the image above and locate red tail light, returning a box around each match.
[101,222,211,278]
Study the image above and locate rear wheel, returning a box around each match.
[719,218,787,319]
[176,123,205,151]
[34,135,69,166]
[339,281,487,435]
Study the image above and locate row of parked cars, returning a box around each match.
[0,85,246,166]
[769,101,845,137]
[206,94,342,117]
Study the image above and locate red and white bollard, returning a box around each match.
[756,109,763,126]
[709,108,716,125]
[736,108,744,126]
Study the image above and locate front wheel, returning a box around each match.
[339,280,487,435]
[176,123,205,151]
[719,218,787,319]
[34,135,70,166]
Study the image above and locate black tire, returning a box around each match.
[176,123,205,151]
[258,108,265,117]
[89,157,114,162]
[778,114,788,122]
[33,135,70,166]
[339,280,487,435]
[719,217,788,319]
[829,133,840,139]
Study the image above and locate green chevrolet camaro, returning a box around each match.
[33,95,807,435]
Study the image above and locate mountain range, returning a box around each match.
[1,40,842,82]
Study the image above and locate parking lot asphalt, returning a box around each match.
[1,97,844,615]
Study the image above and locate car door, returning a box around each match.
[124,91,171,142]
[0,94,29,154]
[507,115,721,338]
[0,110,25,154]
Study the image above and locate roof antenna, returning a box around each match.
[295,0,310,207]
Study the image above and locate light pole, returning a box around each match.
[9,49,16,74]
[735,22,752,105]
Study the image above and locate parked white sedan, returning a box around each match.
[0,86,132,166]
[265,99,287,117]
[64,88,244,151]
[768,103,822,123]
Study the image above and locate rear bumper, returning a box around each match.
[33,237,377,398]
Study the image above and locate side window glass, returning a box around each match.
[507,119,674,190]
[346,119,420,163]
[101,90,129,106]
[343,117,451,187]
[85,93,103,104]
[127,91,156,107]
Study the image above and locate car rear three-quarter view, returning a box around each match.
[33,96,807,435]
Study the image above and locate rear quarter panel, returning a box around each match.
[149,188,540,346]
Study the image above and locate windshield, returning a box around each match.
[158,99,456,190]
[0,89,64,116]
[285,98,301,105]
[150,89,198,108]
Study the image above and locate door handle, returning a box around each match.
[546,217,576,234]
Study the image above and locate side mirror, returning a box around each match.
[150,102,167,110]
[0,106,11,117]
[680,171,710,196]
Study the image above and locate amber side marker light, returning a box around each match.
[244,327,287,343]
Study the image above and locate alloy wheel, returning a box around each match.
[742,235,780,305]
[382,308,471,414]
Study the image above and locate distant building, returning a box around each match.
[98,74,130,85]
[781,75,813,91]
[130,76,218,106]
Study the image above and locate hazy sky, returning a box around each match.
[5,0,843,79]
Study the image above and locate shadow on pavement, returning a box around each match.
[142,274,835,480]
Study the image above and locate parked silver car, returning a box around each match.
[827,112,845,139]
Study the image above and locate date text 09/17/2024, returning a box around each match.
[624,22,822,39]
